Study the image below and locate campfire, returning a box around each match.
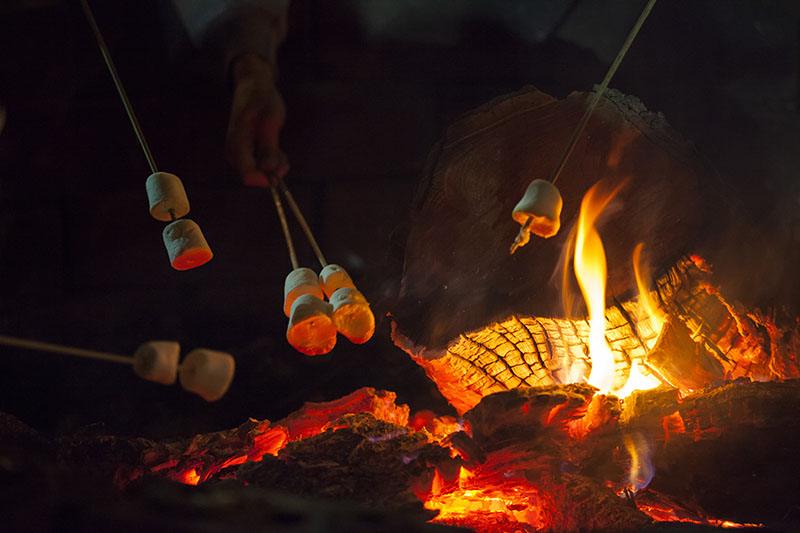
[4,87,799,532]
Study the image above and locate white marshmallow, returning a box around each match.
[287,294,337,356]
[146,172,190,221]
[162,219,213,271]
[179,348,235,402]
[283,267,324,317]
[133,341,180,385]
[318,264,356,298]
[512,179,563,238]
[330,288,375,344]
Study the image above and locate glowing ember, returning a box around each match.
[424,461,550,531]
[180,468,200,486]
[634,490,765,529]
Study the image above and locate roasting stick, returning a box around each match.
[79,0,156,174]
[79,0,212,271]
[510,0,658,254]
[270,185,299,270]
[278,180,328,268]
[0,334,132,365]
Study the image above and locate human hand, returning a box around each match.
[226,53,288,188]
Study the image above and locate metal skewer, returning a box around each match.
[0,334,132,365]
[79,0,158,174]
[270,185,299,269]
[278,180,328,268]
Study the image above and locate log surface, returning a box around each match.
[392,86,714,352]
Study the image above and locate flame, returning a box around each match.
[570,182,662,398]
[615,360,662,399]
[430,468,444,496]
[611,242,665,397]
[458,465,474,486]
[573,181,624,393]
[633,242,666,333]
[622,432,655,492]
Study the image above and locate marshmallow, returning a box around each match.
[330,288,375,344]
[319,264,356,298]
[162,219,213,271]
[146,172,190,222]
[179,348,235,402]
[133,341,180,385]
[512,179,563,238]
[287,294,337,356]
[283,268,324,317]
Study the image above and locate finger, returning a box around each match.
[225,107,259,180]
[258,149,289,186]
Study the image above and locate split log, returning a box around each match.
[395,252,800,413]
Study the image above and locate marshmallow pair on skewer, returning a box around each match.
[146,172,213,271]
[133,341,234,402]
[283,265,375,356]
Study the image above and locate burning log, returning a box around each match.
[392,86,710,354]
[390,86,800,412]
[638,380,800,525]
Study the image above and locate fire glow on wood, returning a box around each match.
[106,383,776,532]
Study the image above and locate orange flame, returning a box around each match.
[571,182,662,398]
[612,243,665,397]
[458,466,474,487]
[573,181,624,394]
[633,242,666,333]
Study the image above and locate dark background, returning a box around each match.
[0,0,797,439]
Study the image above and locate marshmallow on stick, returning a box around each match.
[179,348,235,402]
[283,267,324,317]
[330,287,375,344]
[319,264,356,298]
[133,341,180,385]
[287,294,337,356]
[512,179,563,239]
[162,219,213,271]
[146,172,190,222]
